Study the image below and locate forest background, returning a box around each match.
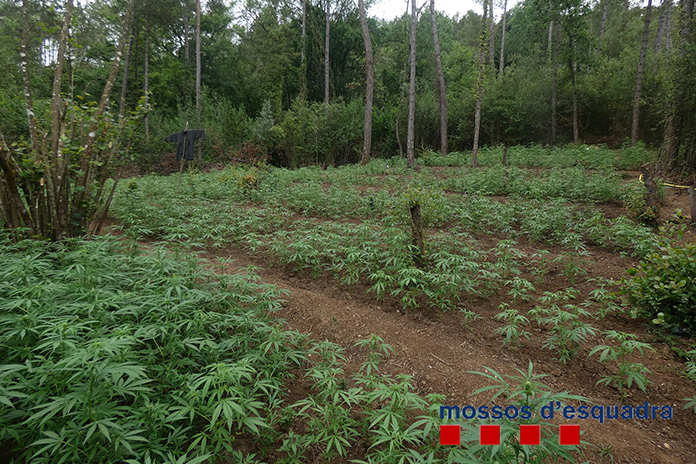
[0,0,693,171]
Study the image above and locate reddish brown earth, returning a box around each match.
[189,241,696,464]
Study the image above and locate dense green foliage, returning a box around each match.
[0,0,685,167]
[0,234,303,462]
[625,242,696,334]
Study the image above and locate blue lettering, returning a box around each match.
[491,405,503,419]
[577,405,589,419]
[462,406,476,420]
[504,405,519,420]
[562,405,576,419]
[440,405,460,420]
[591,405,604,424]
[520,405,532,420]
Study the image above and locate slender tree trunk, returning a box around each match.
[550,21,559,143]
[325,0,331,104]
[184,10,189,65]
[472,0,488,167]
[662,0,693,169]
[410,203,425,268]
[358,0,374,164]
[499,0,508,76]
[406,0,417,168]
[631,0,653,146]
[430,0,448,155]
[654,0,670,53]
[570,57,579,144]
[20,0,40,154]
[300,0,307,98]
[74,0,136,207]
[119,27,135,118]
[488,0,495,69]
[195,0,202,163]
[599,0,609,45]
[144,21,150,143]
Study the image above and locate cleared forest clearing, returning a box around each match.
[104,146,696,463]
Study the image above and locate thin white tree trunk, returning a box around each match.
[499,0,507,76]
[301,0,307,98]
[325,0,330,104]
[472,0,488,167]
[430,0,448,154]
[488,0,495,69]
[358,0,374,164]
[196,0,202,163]
[406,0,417,168]
[119,27,134,117]
[145,21,150,143]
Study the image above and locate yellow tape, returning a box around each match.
[638,173,691,189]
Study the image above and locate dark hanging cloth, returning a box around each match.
[165,129,206,161]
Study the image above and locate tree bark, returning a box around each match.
[195,0,202,163]
[662,0,694,170]
[631,0,653,146]
[145,20,150,143]
[551,21,559,143]
[654,0,671,53]
[570,57,579,144]
[406,0,417,168]
[599,0,609,45]
[488,0,495,69]
[325,0,331,104]
[300,0,307,98]
[119,27,135,118]
[430,0,448,155]
[499,0,508,76]
[472,0,488,168]
[410,203,425,268]
[184,8,190,65]
[358,0,374,164]
[74,0,136,222]
[20,0,40,154]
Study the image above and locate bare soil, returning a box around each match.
[189,240,696,464]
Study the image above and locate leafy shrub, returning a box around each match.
[625,243,696,333]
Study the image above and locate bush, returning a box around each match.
[625,243,696,333]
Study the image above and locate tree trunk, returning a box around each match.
[499,0,508,76]
[641,165,660,224]
[184,9,190,65]
[549,21,560,144]
[325,0,331,104]
[570,57,579,144]
[195,0,202,164]
[406,0,417,168]
[631,0,653,146]
[119,27,135,118]
[20,0,40,154]
[472,0,488,168]
[654,0,671,53]
[599,0,609,45]
[144,21,150,143]
[73,0,136,223]
[488,0,495,69]
[300,0,307,98]
[430,0,448,155]
[409,203,425,268]
[689,185,696,224]
[358,0,374,164]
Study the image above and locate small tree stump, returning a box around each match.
[410,203,425,268]
[641,165,660,225]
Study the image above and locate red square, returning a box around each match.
[559,424,580,445]
[480,424,501,445]
[439,424,461,445]
[519,424,540,445]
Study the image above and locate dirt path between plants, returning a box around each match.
[200,245,696,464]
